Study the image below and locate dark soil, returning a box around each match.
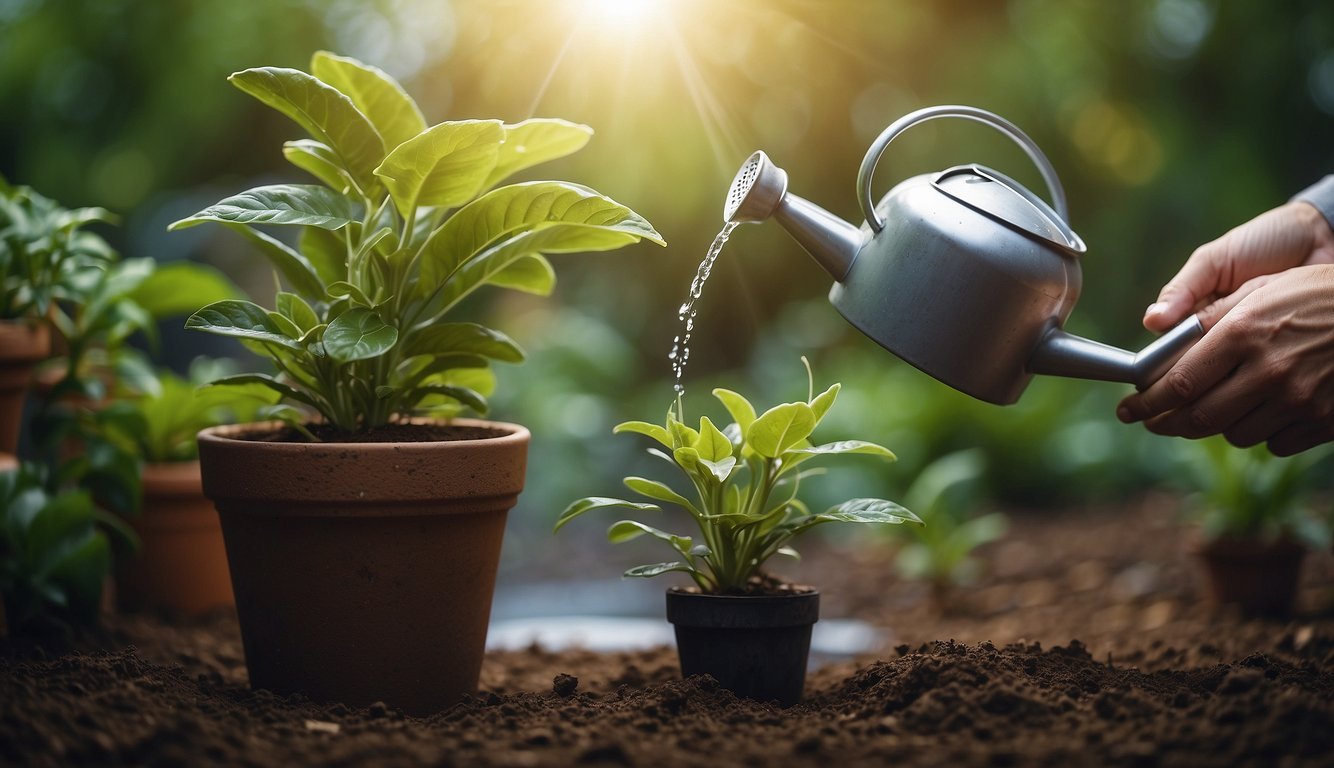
[3,494,1333,767]
[236,422,508,443]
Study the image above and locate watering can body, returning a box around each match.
[726,105,1202,405]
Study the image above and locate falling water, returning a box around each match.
[670,221,740,402]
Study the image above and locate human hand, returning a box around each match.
[1117,263,1334,455]
[1142,201,1334,334]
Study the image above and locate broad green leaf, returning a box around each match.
[283,139,350,190]
[311,51,426,151]
[301,226,347,286]
[224,225,327,300]
[210,373,321,408]
[483,119,593,189]
[267,310,303,339]
[186,300,301,349]
[614,421,672,448]
[276,291,319,332]
[404,322,523,362]
[673,446,702,475]
[326,280,373,307]
[623,476,697,513]
[809,382,840,421]
[695,416,732,462]
[791,440,896,460]
[554,496,659,533]
[125,262,238,319]
[323,308,398,362]
[229,67,384,189]
[817,498,922,526]
[374,120,504,217]
[606,520,690,550]
[713,388,757,433]
[169,184,358,231]
[488,254,556,296]
[419,181,664,292]
[747,402,816,459]
[624,562,695,578]
[668,420,699,450]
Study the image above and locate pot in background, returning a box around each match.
[666,588,819,706]
[197,419,529,716]
[1192,534,1306,617]
[115,461,233,616]
[0,321,50,455]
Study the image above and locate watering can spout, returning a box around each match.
[1027,315,1204,389]
[725,151,864,282]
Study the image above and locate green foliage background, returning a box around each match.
[3,0,1333,576]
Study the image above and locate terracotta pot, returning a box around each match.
[115,461,233,616]
[666,589,819,706]
[197,419,529,716]
[1192,534,1306,617]
[0,321,50,455]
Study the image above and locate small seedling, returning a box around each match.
[557,360,921,593]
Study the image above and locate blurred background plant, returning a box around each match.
[3,0,1332,587]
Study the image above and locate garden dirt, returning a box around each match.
[3,493,1333,767]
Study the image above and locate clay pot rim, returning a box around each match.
[198,417,531,451]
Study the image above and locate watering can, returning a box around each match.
[724,105,1203,405]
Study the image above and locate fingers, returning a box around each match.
[1268,422,1334,457]
[1117,323,1245,424]
[1192,274,1275,331]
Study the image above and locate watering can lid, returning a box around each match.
[932,165,1086,255]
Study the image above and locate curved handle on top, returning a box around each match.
[858,105,1069,234]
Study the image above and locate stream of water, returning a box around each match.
[669,221,739,402]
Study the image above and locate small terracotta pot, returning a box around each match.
[115,461,234,616]
[197,419,529,716]
[1192,534,1306,617]
[0,321,51,455]
[666,589,819,706]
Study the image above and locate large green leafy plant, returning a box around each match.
[175,52,663,435]
[556,363,921,594]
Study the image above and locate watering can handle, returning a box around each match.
[858,105,1070,234]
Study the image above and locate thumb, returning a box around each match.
[1143,241,1228,332]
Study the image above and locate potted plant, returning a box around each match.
[889,449,1008,611]
[1182,437,1332,617]
[557,361,919,705]
[0,177,116,456]
[175,51,663,715]
[97,359,270,615]
[0,461,114,638]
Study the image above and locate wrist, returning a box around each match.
[1290,200,1334,251]
[1291,174,1334,242]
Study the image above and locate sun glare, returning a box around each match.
[578,0,668,28]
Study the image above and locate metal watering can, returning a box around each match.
[725,105,1203,405]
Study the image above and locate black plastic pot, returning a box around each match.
[666,588,819,706]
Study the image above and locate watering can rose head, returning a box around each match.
[556,360,921,594]
[171,51,664,437]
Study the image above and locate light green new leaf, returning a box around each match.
[483,119,593,189]
[283,140,350,190]
[168,184,358,231]
[229,67,384,189]
[310,51,426,151]
[275,292,319,332]
[374,120,504,217]
[410,384,488,414]
[606,520,690,550]
[323,308,398,362]
[624,562,695,578]
[747,402,816,458]
[713,388,757,433]
[791,440,896,460]
[700,456,737,483]
[126,262,238,319]
[404,322,523,362]
[186,300,301,349]
[818,498,922,526]
[614,421,672,448]
[554,496,660,533]
[210,373,320,408]
[623,476,697,514]
[488,255,556,296]
[418,181,664,293]
[809,382,840,421]
[695,416,732,462]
